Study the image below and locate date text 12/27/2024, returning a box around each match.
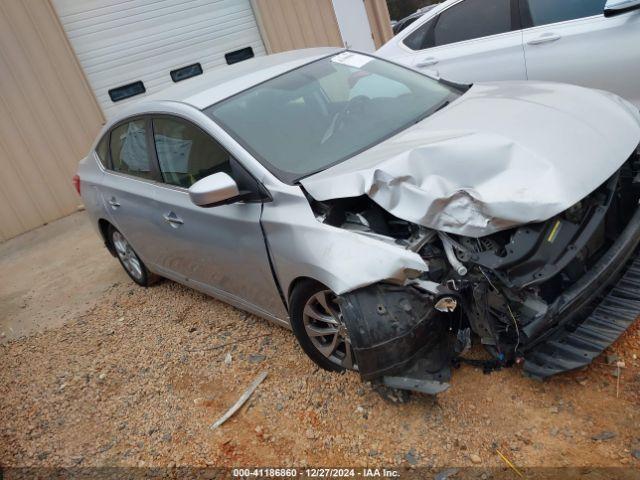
[232,468,401,478]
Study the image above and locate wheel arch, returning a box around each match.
[287,276,328,306]
[98,218,116,257]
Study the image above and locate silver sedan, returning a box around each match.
[76,48,640,393]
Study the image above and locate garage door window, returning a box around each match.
[152,118,231,188]
[404,0,514,50]
[170,63,203,83]
[108,81,146,103]
[523,0,606,27]
[109,120,154,180]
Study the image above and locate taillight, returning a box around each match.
[72,174,81,196]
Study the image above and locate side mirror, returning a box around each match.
[605,0,640,16]
[189,172,242,207]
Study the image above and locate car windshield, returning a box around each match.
[205,52,458,183]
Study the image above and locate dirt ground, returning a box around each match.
[1,212,639,473]
[0,212,123,343]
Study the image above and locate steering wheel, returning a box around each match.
[338,95,370,128]
[321,95,371,144]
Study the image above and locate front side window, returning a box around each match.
[109,120,154,179]
[153,117,231,188]
[404,0,514,50]
[205,52,457,183]
[524,0,606,27]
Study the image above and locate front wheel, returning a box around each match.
[109,225,159,287]
[290,280,357,372]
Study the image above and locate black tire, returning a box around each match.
[108,225,160,287]
[289,280,356,373]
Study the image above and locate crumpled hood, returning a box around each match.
[301,82,640,237]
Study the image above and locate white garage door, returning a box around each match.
[53,0,266,117]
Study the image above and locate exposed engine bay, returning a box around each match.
[307,151,640,393]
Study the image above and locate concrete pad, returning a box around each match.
[0,211,126,343]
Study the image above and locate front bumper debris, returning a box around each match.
[339,283,457,393]
[338,284,445,380]
[524,254,640,380]
[336,154,640,392]
[340,206,640,391]
[522,203,640,378]
[381,351,452,395]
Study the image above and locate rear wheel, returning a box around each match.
[290,280,357,372]
[109,225,159,287]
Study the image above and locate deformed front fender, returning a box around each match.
[261,186,452,387]
[260,190,428,303]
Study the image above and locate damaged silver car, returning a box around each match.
[77,48,640,394]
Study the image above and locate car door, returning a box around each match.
[389,0,526,83]
[99,117,164,269]
[149,115,286,320]
[521,0,640,107]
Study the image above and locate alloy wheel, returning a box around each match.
[302,290,356,370]
[112,231,143,281]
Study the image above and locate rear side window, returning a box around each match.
[96,134,109,168]
[152,117,231,188]
[524,0,606,27]
[109,120,154,180]
[404,0,514,50]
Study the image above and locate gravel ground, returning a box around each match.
[1,217,640,471]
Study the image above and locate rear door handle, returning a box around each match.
[527,33,561,45]
[163,212,184,227]
[416,57,439,68]
[108,197,120,209]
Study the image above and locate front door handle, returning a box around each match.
[527,33,561,45]
[416,57,439,68]
[163,212,184,227]
[108,197,120,209]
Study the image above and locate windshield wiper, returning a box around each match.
[434,100,450,113]
[414,98,451,125]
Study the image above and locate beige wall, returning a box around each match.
[0,0,104,242]
[364,0,394,49]
[251,0,343,53]
[252,0,392,53]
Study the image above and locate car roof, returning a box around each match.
[141,47,342,111]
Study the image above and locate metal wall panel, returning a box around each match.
[363,0,393,49]
[251,0,343,53]
[52,0,267,118]
[0,0,104,242]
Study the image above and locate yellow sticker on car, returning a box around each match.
[547,220,562,243]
